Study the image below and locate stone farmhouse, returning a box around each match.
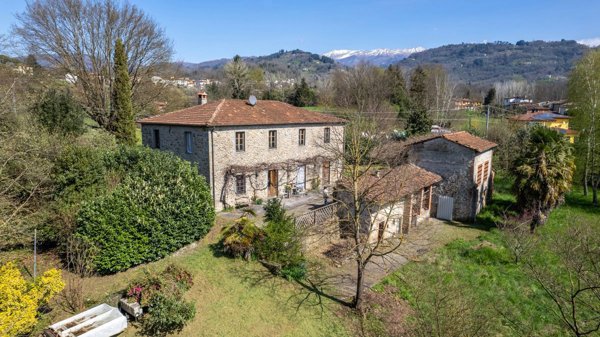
[138,98,346,211]
[404,132,497,222]
[336,164,442,242]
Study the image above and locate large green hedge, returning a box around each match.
[64,146,214,274]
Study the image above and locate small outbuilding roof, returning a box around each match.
[407,131,497,153]
[441,131,497,153]
[341,164,442,205]
[138,99,346,127]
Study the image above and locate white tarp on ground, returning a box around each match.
[46,304,127,337]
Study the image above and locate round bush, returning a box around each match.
[75,146,215,274]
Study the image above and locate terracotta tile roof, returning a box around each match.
[510,111,571,122]
[340,164,442,204]
[402,131,497,153]
[138,99,346,127]
[441,131,497,153]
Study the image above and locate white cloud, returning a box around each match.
[577,37,600,47]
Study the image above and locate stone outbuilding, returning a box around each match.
[405,131,497,222]
[335,164,442,242]
[138,98,346,211]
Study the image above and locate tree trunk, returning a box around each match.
[531,204,544,233]
[353,261,365,310]
[583,172,589,196]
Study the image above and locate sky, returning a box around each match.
[1,0,600,62]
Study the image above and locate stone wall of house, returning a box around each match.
[408,138,494,222]
[212,124,344,210]
[141,124,212,181]
[368,202,404,242]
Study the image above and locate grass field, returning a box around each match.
[2,220,350,337]
[370,175,600,336]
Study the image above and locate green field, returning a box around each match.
[370,176,600,336]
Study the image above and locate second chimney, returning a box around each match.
[197,91,208,105]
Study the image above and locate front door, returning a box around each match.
[322,161,330,185]
[296,166,306,190]
[268,169,278,197]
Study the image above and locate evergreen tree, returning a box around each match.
[111,38,136,145]
[483,87,496,106]
[287,78,315,107]
[33,88,85,136]
[385,65,410,115]
[406,66,432,135]
[225,55,250,99]
[406,108,432,135]
[409,66,428,111]
[24,54,41,72]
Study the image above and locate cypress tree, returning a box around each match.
[385,65,410,115]
[483,87,496,106]
[112,38,136,145]
[406,66,432,135]
[409,66,428,111]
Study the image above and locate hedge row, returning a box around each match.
[60,146,214,274]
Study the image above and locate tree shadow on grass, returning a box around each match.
[563,192,600,215]
[474,197,518,231]
[207,242,227,258]
[291,273,353,312]
[225,257,353,318]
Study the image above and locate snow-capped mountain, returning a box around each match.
[323,47,426,66]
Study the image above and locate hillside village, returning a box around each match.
[1,1,600,337]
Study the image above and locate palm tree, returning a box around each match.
[513,126,575,231]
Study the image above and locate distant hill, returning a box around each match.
[180,49,338,81]
[397,40,590,85]
[323,47,426,67]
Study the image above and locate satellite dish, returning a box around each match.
[248,95,257,106]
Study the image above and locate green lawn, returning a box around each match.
[3,221,350,337]
[370,175,600,336]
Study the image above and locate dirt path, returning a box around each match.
[318,219,485,300]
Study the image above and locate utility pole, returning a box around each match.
[33,228,37,278]
[485,105,490,138]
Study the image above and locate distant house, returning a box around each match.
[138,96,346,211]
[538,100,570,115]
[510,111,576,143]
[502,97,533,109]
[452,98,482,111]
[405,132,497,222]
[336,164,442,242]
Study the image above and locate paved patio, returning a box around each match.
[313,219,453,299]
[218,191,326,223]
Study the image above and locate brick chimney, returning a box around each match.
[197,91,208,105]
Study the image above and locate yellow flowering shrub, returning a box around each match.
[0,262,65,337]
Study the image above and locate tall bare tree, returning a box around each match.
[14,0,173,130]
[331,63,393,113]
[569,50,600,204]
[326,112,413,309]
[424,65,456,126]
[225,55,250,99]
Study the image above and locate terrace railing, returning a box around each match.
[294,202,339,228]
